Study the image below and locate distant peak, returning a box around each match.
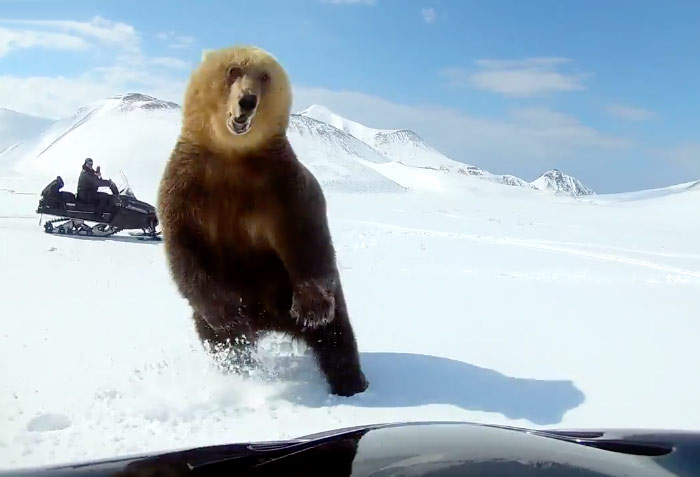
[376,128,423,141]
[110,93,180,111]
[538,169,567,179]
[542,168,562,176]
[531,169,594,196]
[298,104,335,116]
[297,104,343,124]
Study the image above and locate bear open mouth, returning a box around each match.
[227,116,251,136]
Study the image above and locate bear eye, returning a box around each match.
[260,72,270,83]
[227,66,242,82]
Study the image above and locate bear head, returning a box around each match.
[181,45,292,155]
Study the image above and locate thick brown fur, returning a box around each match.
[157,45,368,396]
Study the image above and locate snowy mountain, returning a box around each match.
[1,94,405,200]
[1,93,595,200]
[0,108,54,156]
[289,112,390,165]
[456,165,533,189]
[299,104,460,170]
[531,169,595,196]
[287,113,404,193]
[298,104,585,194]
[1,93,182,202]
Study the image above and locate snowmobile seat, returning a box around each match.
[75,194,94,207]
[58,191,76,203]
[38,176,76,209]
[40,176,64,199]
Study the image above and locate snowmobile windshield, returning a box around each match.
[116,170,136,198]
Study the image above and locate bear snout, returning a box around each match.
[238,94,257,113]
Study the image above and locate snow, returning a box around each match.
[299,104,388,146]
[288,114,403,193]
[1,97,700,471]
[298,104,593,195]
[583,179,700,202]
[300,104,468,171]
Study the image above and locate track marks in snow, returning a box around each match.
[26,413,72,432]
[344,219,700,280]
[526,238,700,261]
[0,215,34,219]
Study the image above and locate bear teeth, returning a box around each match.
[227,118,250,135]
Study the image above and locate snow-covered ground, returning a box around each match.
[1,96,700,471]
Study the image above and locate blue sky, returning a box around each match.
[1,0,699,192]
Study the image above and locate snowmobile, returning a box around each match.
[36,172,160,240]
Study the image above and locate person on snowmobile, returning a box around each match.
[77,158,115,216]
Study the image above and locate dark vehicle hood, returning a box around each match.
[3,421,700,476]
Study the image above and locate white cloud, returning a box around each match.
[440,57,587,97]
[0,75,123,119]
[0,70,186,120]
[0,17,193,71]
[292,86,629,171]
[421,7,437,24]
[156,31,195,49]
[149,56,189,69]
[0,16,193,118]
[507,107,628,150]
[0,13,625,178]
[475,58,572,69]
[605,104,656,121]
[0,26,89,57]
[0,16,140,52]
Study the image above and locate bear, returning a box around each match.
[157,45,369,397]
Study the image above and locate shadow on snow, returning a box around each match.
[262,351,585,426]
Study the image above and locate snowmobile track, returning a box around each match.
[347,219,700,280]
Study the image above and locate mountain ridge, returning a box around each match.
[3,94,596,197]
[298,103,595,196]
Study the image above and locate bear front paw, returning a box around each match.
[329,370,369,397]
[290,279,336,328]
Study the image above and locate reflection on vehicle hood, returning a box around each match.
[4,421,700,476]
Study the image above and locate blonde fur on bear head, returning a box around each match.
[181,45,292,155]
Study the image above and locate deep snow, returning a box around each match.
[1,98,699,470]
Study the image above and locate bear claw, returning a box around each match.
[290,280,336,328]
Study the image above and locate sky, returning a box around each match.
[1,0,699,193]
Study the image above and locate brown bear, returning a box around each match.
[157,45,368,397]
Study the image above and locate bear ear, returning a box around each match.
[200,49,215,62]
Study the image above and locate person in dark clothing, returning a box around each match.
[77,158,114,216]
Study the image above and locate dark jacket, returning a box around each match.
[77,165,110,200]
